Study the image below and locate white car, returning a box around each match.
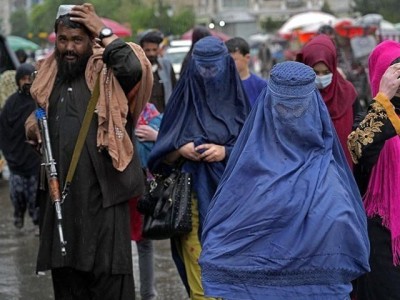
[165,40,191,79]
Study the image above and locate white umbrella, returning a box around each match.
[381,20,397,31]
[278,11,337,35]
[355,15,400,38]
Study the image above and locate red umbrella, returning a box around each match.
[101,18,132,37]
[48,17,132,42]
[181,28,231,41]
[334,19,376,39]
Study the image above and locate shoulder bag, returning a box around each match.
[138,160,192,240]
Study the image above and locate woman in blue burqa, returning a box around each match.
[147,36,250,299]
[199,61,370,300]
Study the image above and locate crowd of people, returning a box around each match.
[1,2,400,300]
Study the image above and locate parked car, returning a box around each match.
[164,40,191,79]
[34,48,53,61]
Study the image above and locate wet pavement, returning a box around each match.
[0,179,187,300]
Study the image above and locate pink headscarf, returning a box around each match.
[368,40,400,97]
[364,40,400,265]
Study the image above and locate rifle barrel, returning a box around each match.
[36,108,67,256]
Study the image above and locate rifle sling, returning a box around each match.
[62,76,100,198]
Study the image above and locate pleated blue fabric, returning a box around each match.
[148,36,250,227]
[199,61,370,300]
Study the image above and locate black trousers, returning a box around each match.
[356,216,400,300]
[52,267,135,300]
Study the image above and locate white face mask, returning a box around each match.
[315,73,333,89]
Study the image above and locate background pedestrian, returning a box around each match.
[225,36,268,107]
[0,63,40,232]
[140,30,176,113]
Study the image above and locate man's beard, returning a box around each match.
[55,48,92,83]
[147,56,158,65]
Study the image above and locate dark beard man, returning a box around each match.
[147,55,158,65]
[55,47,92,83]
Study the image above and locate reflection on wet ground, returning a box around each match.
[0,180,187,299]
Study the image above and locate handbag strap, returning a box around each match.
[61,76,100,200]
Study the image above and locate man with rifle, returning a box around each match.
[25,3,152,299]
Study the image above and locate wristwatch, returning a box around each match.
[98,27,113,40]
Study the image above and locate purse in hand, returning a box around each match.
[138,164,192,240]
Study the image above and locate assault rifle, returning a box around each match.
[36,108,67,256]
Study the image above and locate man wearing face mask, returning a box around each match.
[0,63,41,231]
[314,71,333,90]
[296,34,364,169]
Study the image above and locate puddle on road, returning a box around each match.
[0,180,187,299]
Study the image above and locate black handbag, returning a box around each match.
[138,165,192,240]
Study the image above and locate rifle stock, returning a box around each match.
[35,108,67,256]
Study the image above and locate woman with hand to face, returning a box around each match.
[348,40,400,300]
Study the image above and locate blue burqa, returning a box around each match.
[148,36,250,227]
[199,61,370,300]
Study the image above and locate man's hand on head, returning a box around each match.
[69,3,118,46]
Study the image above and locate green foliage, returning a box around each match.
[29,0,84,38]
[17,0,400,44]
[352,0,380,15]
[129,6,195,41]
[170,9,196,35]
[10,9,29,38]
[261,17,284,32]
[321,1,335,16]
[106,0,142,21]
[352,0,399,23]
[26,0,195,43]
